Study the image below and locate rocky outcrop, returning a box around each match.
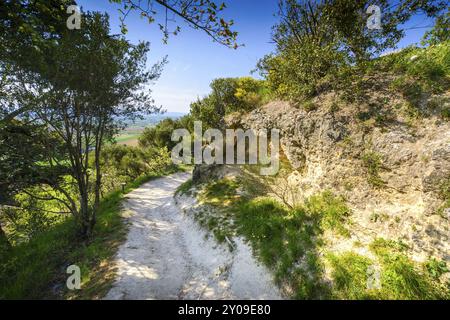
[229,95,450,263]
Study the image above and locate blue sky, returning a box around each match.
[77,0,435,113]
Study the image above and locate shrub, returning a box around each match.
[362,152,386,188]
[190,77,267,129]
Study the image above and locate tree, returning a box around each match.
[1,13,163,237]
[0,0,239,124]
[110,0,239,48]
[260,0,448,101]
[326,0,447,62]
[0,0,77,123]
[139,118,180,150]
[0,0,239,239]
[101,144,173,181]
[422,9,450,45]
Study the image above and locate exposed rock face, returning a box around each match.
[232,97,449,263]
[193,164,222,183]
[193,164,241,184]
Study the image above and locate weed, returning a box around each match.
[327,252,375,300]
[304,191,351,237]
[425,258,449,280]
[369,238,449,299]
[362,152,386,188]
[302,100,318,112]
[327,240,450,300]
[175,179,194,196]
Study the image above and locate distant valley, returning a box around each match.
[116,112,186,146]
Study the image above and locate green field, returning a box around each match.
[114,132,141,146]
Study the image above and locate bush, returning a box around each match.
[422,11,450,46]
[139,115,194,150]
[190,77,267,129]
[101,144,174,187]
[369,239,449,299]
[139,118,179,150]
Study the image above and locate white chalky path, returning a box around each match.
[105,172,282,300]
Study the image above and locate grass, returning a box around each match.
[195,176,450,300]
[327,239,450,300]
[195,178,240,246]
[113,133,142,146]
[194,178,351,299]
[369,238,449,299]
[235,198,329,299]
[175,178,194,196]
[200,178,240,206]
[327,252,374,300]
[0,166,181,300]
[235,192,351,299]
[304,191,351,237]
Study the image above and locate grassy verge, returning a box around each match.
[193,176,449,300]
[328,239,449,299]
[0,166,181,300]
[192,177,350,298]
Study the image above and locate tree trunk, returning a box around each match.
[0,223,11,252]
[79,187,91,239]
[92,147,101,230]
[92,122,105,232]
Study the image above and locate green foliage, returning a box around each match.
[425,258,449,280]
[362,152,386,188]
[235,198,329,299]
[304,191,351,237]
[301,100,318,112]
[259,45,346,102]
[441,106,450,120]
[0,217,79,299]
[1,10,165,237]
[139,116,194,150]
[109,0,239,48]
[438,177,450,201]
[327,239,450,300]
[197,189,350,299]
[380,43,450,114]
[101,144,174,182]
[327,252,374,300]
[260,0,447,103]
[190,77,267,129]
[0,121,70,206]
[437,177,450,217]
[234,77,270,111]
[1,198,64,245]
[202,179,239,204]
[390,77,425,117]
[0,168,178,299]
[175,179,194,196]
[369,238,449,299]
[422,10,450,46]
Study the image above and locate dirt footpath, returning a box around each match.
[105,172,282,300]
